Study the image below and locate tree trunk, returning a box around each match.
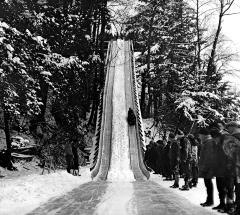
[174,113,183,135]
[99,0,107,88]
[206,4,223,83]
[4,109,11,153]
[196,0,201,69]
[153,98,158,119]
[3,109,13,169]
[38,78,49,124]
[87,3,101,126]
[93,100,99,126]
[140,13,155,117]
[153,90,159,119]
[146,84,152,117]
[88,99,97,126]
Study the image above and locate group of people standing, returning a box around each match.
[145,130,200,190]
[144,121,240,215]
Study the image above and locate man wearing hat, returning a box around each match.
[210,122,235,213]
[169,132,181,188]
[226,121,240,215]
[198,127,215,207]
[179,131,192,191]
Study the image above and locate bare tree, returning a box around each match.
[206,0,236,82]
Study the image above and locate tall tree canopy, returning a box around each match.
[127,0,240,133]
[0,0,110,168]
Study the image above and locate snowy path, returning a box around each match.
[131,180,217,215]
[94,182,135,215]
[150,174,219,215]
[4,173,217,215]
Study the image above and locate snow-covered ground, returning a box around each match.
[0,168,223,215]
[0,167,91,215]
[94,182,135,215]
[151,174,220,214]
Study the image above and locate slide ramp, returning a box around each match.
[90,40,149,181]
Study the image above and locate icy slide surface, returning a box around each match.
[91,39,149,181]
[107,40,134,181]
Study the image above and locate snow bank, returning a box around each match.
[0,167,91,215]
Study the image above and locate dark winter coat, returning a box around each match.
[169,140,180,169]
[156,141,165,174]
[180,137,191,163]
[164,142,171,161]
[144,146,151,164]
[65,143,73,173]
[199,138,215,179]
[214,134,234,177]
[162,142,171,176]
[145,144,157,172]
[72,145,79,169]
[150,144,158,172]
[127,108,136,126]
[231,133,240,182]
[65,143,73,156]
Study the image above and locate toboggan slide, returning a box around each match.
[89,40,150,181]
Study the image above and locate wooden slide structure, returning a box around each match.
[89,40,150,181]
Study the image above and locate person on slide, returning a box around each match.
[127,108,136,126]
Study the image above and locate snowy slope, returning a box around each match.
[0,167,91,215]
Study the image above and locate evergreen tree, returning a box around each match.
[0,0,111,168]
[127,0,240,133]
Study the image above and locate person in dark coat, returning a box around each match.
[65,142,73,174]
[144,144,153,171]
[210,123,235,213]
[169,132,181,188]
[163,140,172,180]
[178,132,191,191]
[149,139,159,174]
[226,121,240,215]
[198,127,215,207]
[156,140,165,175]
[72,143,80,176]
[188,134,199,188]
[127,108,136,126]
[144,139,157,172]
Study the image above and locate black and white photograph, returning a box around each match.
[0,0,240,214]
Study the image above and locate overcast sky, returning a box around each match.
[223,2,240,48]
[222,3,240,88]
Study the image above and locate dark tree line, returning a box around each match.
[0,0,239,168]
[0,0,110,168]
